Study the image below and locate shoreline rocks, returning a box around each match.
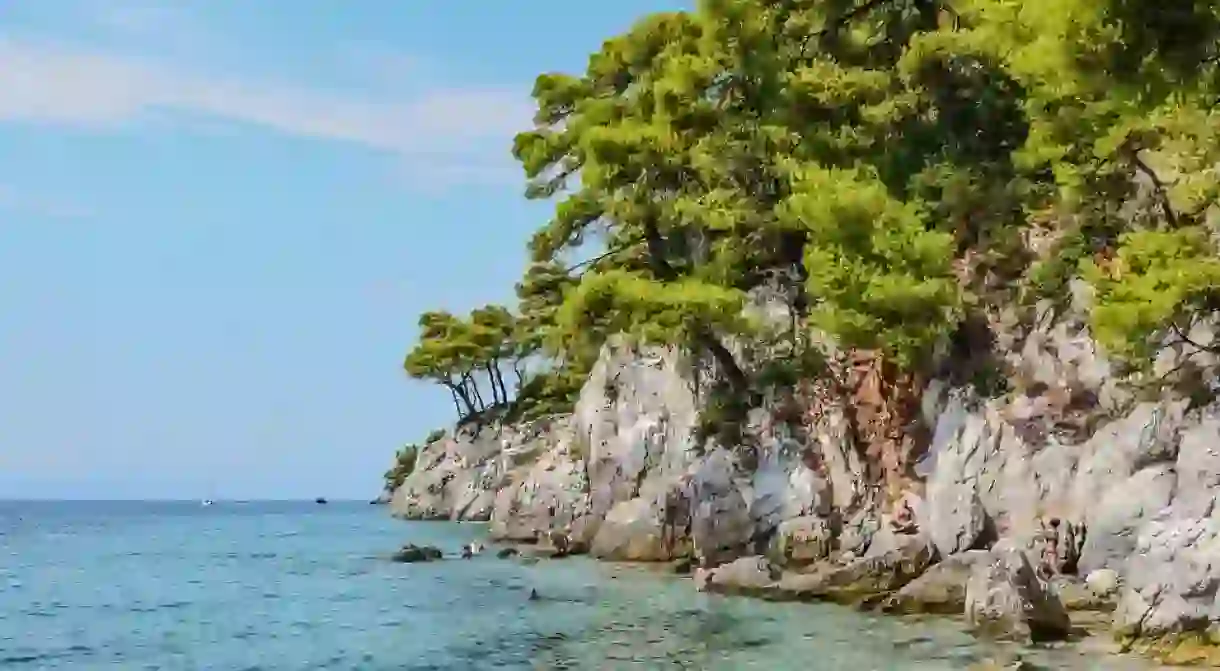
[387,311,1220,665]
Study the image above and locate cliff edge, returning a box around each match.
[392,289,1220,664]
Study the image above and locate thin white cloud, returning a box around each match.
[0,183,92,219]
[87,1,190,38]
[0,38,534,181]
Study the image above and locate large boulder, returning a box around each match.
[700,555,780,597]
[590,496,671,561]
[964,542,1071,642]
[812,535,935,606]
[767,534,934,606]
[881,550,989,615]
[575,344,702,541]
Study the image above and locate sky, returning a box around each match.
[0,0,688,500]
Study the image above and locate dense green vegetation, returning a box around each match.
[383,444,419,494]
[400,0,1220,444]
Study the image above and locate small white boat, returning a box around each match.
[201,499,214,507]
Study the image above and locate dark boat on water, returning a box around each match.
[315,497,328,505]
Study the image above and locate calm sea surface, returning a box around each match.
[0,501,1152,670]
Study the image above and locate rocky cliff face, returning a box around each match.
[391,287,1220,663]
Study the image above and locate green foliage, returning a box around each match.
[383,444,419,494]
[404,305,529,419]
[781,166,961,368]
[1086,228,1220,363]
[469,305,515,362]
[754,344,828,393]
[503,364,591,423]
[424,429,446,444]
[399,0,1220,437]
[403,311,477,389]
[970,359,1012,398]
[514,262,573,358]
[554,270,754,351]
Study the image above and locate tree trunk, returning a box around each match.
[459,374,481,413]
[447,378,476,417]
[491,361,509,404]
[469,374,486,411]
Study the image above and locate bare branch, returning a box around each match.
[563,236,645,274]
[1130,152,1180,228]
[799,0,901,58]
[1170,321,1220,354]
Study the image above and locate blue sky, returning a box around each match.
[0,0,686,500]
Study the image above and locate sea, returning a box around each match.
[0,501,1155,670]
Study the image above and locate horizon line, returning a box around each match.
[0,497,375,503]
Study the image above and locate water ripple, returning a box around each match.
[0,501,1159,671]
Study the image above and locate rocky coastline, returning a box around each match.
[388,286,1220,668]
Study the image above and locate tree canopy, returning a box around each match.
[400,0,1220,436]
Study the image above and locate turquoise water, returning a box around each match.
[1,501,1145,670]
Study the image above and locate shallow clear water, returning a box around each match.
[1,501,1150,670]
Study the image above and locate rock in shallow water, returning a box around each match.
[881,550,988,615]
[702,556,780,597]
[704,535,934,607]
[803,535,935,607]
[391,544,443,563]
